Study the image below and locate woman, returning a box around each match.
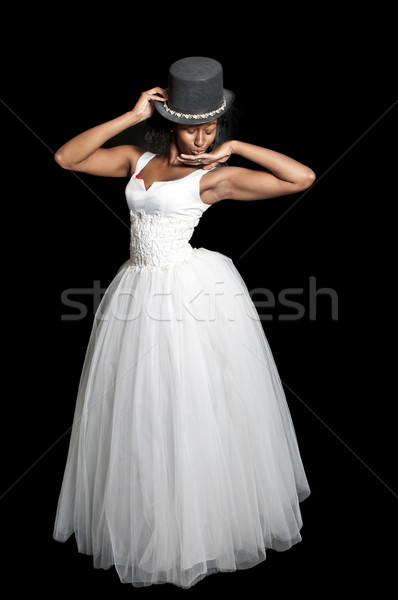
[53,57,314,589]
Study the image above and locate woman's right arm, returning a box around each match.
[54,87,167,177]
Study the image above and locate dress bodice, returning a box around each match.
[125,152,213,273]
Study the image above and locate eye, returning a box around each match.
[205,129,216,135]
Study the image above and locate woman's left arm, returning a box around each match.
[180,140,316,201]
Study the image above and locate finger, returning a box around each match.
[176,157,204,166]
[150,87,168,100]
[178,155,211,164]
[192,154,229,163]
[180,153,211,159]
[148,95,167,103]
[179,153,230,162]
[178,154,208,161]
[152,86,167,94]
[176,156,203,163]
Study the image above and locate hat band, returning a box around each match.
[163,99,227,120]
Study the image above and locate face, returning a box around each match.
[174,120,217,156]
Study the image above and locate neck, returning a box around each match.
[167,140,181,167]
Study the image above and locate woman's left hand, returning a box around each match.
[177,142,234,170]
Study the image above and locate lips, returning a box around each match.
[191,150,206,155]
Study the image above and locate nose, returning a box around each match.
[193,130,205,147]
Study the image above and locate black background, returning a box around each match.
[1,6,397,596]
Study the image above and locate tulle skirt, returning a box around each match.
[53,247,310,588]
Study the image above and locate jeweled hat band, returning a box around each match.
[162,99,227,120]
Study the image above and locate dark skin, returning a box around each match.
[55,87,315,204]
[135,120,218,190]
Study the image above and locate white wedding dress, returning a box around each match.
[53,151,310,588]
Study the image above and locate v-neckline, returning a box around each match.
[133,153,203,192]
[135,169,200,192]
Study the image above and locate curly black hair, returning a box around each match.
[142,106,239,155]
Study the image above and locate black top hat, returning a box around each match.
[154,56,234,125]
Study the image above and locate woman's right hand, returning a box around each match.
[131,87,168,122]
[54,87,168,177]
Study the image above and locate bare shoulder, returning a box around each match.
[100,144,147,178]
[122,145,148,178]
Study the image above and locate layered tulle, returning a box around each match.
[54,247,310,588]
